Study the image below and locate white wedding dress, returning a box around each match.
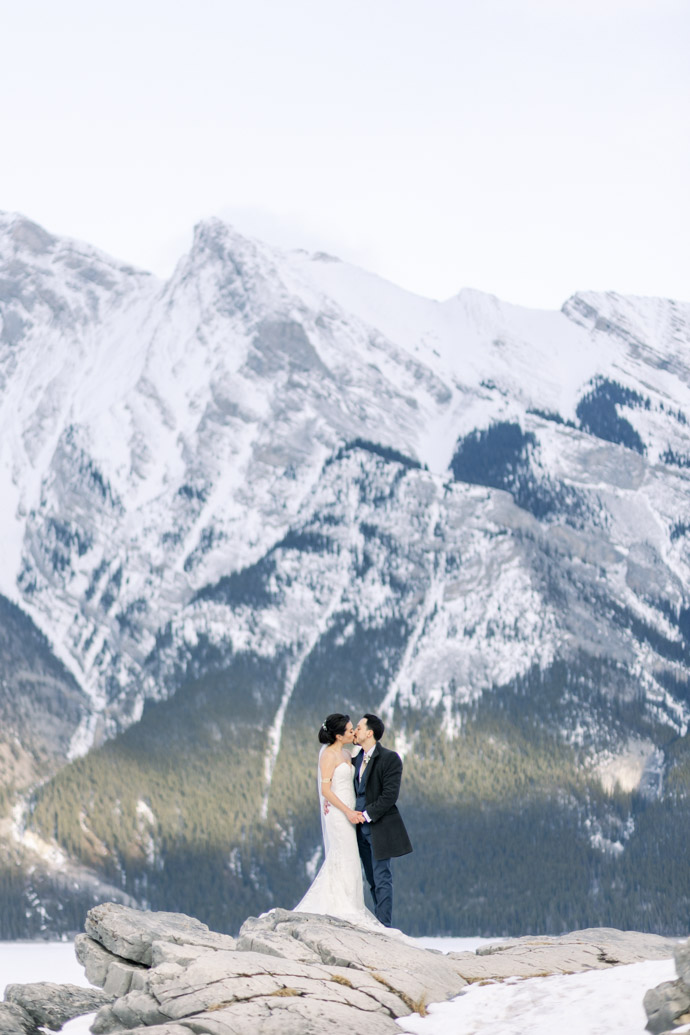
[294,755,381,928]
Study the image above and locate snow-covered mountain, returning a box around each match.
[2,210,690,936]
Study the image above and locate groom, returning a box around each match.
[352,713,412,927]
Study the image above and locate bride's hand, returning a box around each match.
[346,808,363,825]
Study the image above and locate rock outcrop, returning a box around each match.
[79,904,460,1034]
[0,903,681,1034]
[644,940,690,1034]
[453,927,677,981]
[0,1001,37,1035]
[3,984,113,1032]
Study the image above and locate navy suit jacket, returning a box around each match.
[355,743,413,861]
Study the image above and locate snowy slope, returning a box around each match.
[2,211,690,741]
[398,956,677,1035]
[3,213,690,935]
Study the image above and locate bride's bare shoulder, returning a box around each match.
[319,749,337,776]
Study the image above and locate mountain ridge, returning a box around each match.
[2,211,690,936]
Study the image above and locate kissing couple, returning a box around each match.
[294,713,412,930]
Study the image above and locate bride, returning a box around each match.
[294,713,382,927]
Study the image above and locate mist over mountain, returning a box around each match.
[1,210,690,937]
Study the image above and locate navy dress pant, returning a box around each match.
[356,823,393,927]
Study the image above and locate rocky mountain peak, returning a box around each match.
[0,211,57,257]
[3,213,690,938]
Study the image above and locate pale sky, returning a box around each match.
[2,0,688,308]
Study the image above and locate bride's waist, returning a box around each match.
[328,794,355,810]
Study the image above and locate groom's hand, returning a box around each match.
[323,800,330,815]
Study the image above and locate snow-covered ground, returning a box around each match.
[0,938,675,1035]
[401,951,675,1034]
[0,942,93,1035]
[0,941,88,987]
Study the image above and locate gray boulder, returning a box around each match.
[75,933,149,994]
[643,979,690,1034]
[642,937,690,1034]
[85,903,236,966]
[89,945,413,1034]
[452,927,678,981]
[0,1002,37,1035]
[91,989,169,1034]
[238,908,467,1006]
[83,904,456,1034]
[675,942,690,988]
[3,983,112,1031]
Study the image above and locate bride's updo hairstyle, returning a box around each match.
[318,713,350,745]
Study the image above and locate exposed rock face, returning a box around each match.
[644,938,690,1034]
[237,909,468,1004]
[75,933,150,996]
[1,903,680,1034]
[85,905,460,1034]
[458,927,678,981]
[0,1001,37,1035]
[84,903,237,967]
[675,941,690,987]
[76,933,136,991]
[3,983,112,1031]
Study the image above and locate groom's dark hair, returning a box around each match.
[363,713,384,741]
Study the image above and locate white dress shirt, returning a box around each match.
[359,746,375,823]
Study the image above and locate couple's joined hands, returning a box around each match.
[323,800,365,824]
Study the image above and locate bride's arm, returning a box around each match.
[320,755,363,824]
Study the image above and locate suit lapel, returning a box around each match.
[361,743,379,789]
[355,749,365,788]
